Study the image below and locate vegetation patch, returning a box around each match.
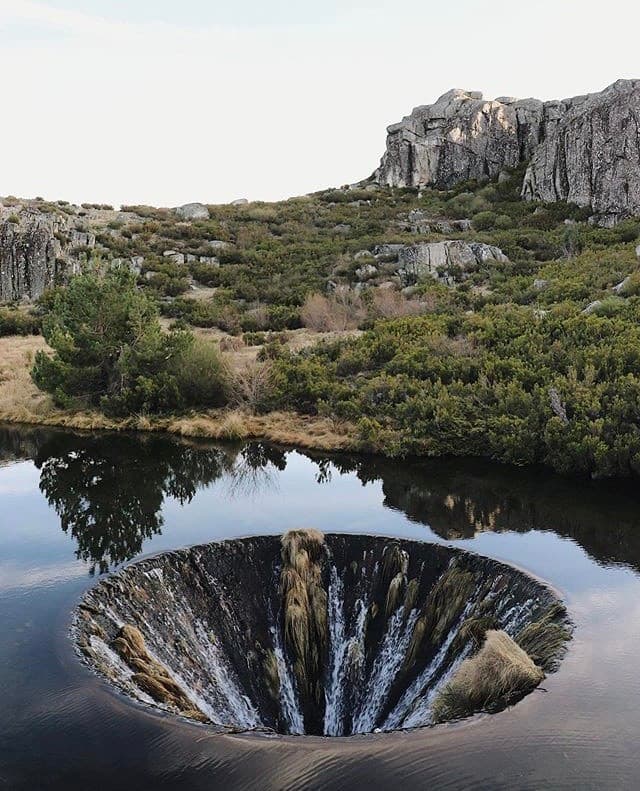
[431,629,545,722]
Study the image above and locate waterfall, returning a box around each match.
[351,607,420,733]
[74,533,570,736]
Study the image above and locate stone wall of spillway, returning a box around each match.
[74,532,570,736]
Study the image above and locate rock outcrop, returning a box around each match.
[376,80,640,223]
[522,80,640,224]
[376,89,551,190]
[0,212,63,302]
[373,240,508,285]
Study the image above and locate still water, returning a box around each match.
[1,425,639,789]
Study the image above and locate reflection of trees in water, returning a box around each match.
[224,442,285,499]
[2,424,640,575]
[304,452,640,572]
[34,433,235,574]
[0,427,287,575]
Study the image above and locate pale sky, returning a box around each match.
[1,0,639,208]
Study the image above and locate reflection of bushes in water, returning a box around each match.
[30,430,287,573]
[304,451,640,572]
[0,426,43,467]
[5,422,640,575]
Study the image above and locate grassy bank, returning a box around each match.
[0,335,358,452]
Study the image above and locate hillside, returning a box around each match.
[1,81,640,479]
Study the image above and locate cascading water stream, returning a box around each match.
[74,532,571,736]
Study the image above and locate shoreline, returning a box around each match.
[0,334,360,453]
[1,337,638,483]
[0,405,360,453]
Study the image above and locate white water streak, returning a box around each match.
[323,566,369,735]
[401,641,474,729]
[271,624,304,734]
[190,620,261,728]
[351,607,420,734]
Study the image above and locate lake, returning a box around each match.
[1,426,639,789]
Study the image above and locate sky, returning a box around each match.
[0,0,639,208]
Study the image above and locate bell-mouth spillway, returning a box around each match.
[74,531,571,736]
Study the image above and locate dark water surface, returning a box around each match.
[1,425,640,789]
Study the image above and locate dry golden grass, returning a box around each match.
[432,629,545,723]
[0,336,57,422]
[112,624,208,722]
[280,529,328,704]
[0,335,358,451]
[516,602,571,672]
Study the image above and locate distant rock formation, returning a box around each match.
[522,81,640,226]
[376,89,549,190]
[376,80,640,223]
[0,211,62,302]
[174,202,210,221]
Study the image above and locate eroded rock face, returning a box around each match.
[376,89,550,190]
[522,80,640,222]
[376,80,640,222]
[74,531,570,736]
[0,212,63,301]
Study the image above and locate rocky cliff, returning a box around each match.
[0,201,105,302]
[521,80,640,226]
[0,211,63,302]
[376,79,640,223]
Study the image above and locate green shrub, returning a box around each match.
[170,337,228,407]
[243,331,267,346]
[0,308,41,337]
[31,268,227,416]
[472,211,498,231]
[267,304,301,330]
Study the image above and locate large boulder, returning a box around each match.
[174,203,210,221]
[374,240,508,284]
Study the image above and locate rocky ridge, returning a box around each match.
[370,240,508,286]
[376,79,640,224]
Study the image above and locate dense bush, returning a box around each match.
[31,269,228,416]
[0,308,41,337]
[269,304,640,478]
